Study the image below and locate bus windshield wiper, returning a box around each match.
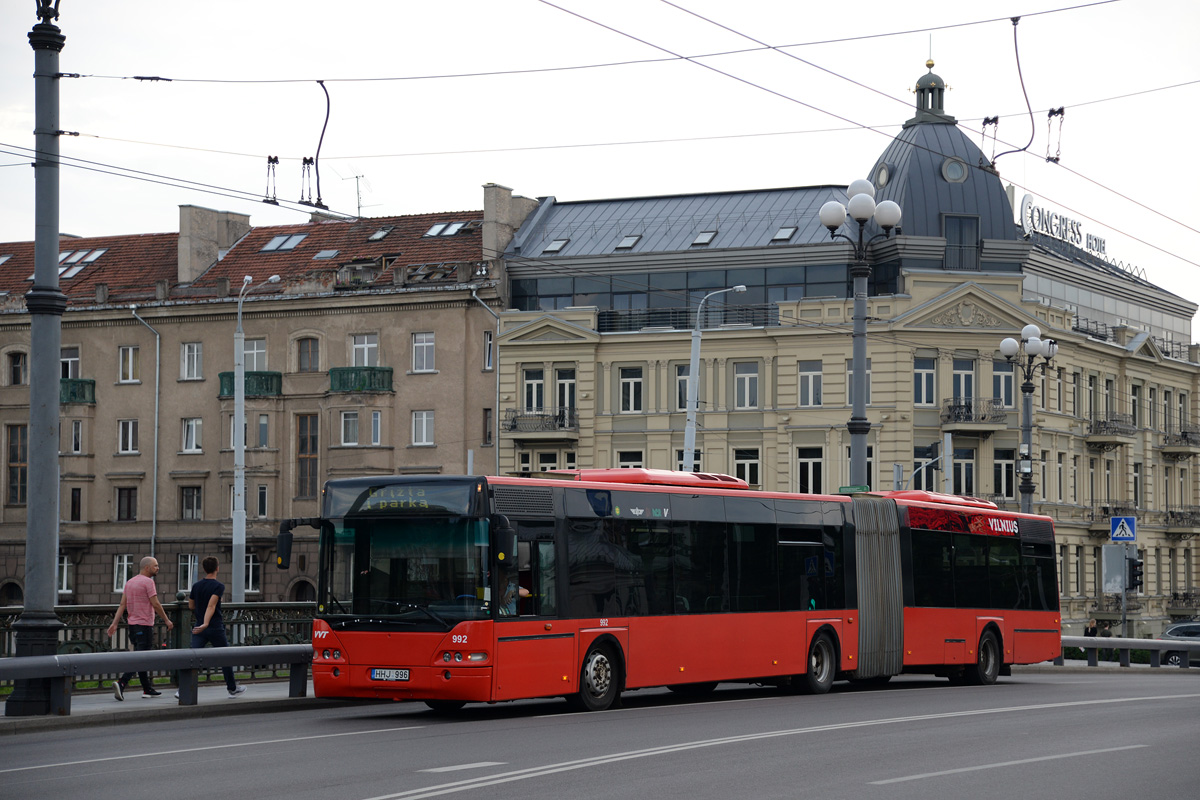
[369,599,452,629]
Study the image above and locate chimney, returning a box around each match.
[95,283,108,304]
[217,277,230,297]
[178,205,251,284]
[155,280,169,301]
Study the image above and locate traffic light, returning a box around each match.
[1127,556,1144,592]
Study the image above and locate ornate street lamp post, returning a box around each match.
[819,180,902,489]
[999,324,1058,514]
[233,274,279,602]
[681,285,746,472]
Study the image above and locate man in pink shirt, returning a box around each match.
[106,556,174,700]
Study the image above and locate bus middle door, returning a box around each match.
[494,536,574,701]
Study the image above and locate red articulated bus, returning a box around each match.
[276,469,1061,712]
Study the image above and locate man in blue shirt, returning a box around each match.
[188,557,246,697]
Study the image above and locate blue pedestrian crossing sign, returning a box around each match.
[1110,516,1136,542]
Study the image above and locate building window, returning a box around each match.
[118,419,139,454]
[117,487,137,521]
[412,332,435,372]
[482,408,493,446]
[244,339,267,371]
[944,215,979,269]
[797,447,823,494]
[524,368,545,411]
[352,333,378,367]
[952,359,975,401]
[243,552,261,594]
[69,486,81,521]
[734,448,760,487]
[413,410,434,446]
[557,368,576,411]
[182,418,202,453]
[118,346,140,383]
[914,358,936,406]
[847,358,871,405]
[620,367,643,413]
[297,414,318,499]
[181,342,203,380]
[993,361,1014,407]
[1133,462,1142,508]
[1149,387,1158,430]
[675,449,702,473]
[912,445,938,491]
[181,486,202,520]
[113,554,135,591]
[371,411,381,446]
[519,452,532,472]
[7,424,27,505]
[564,451,577,470]
[8,352,27,386]
[57,554,74,594]
[257,484,268,518]
[617,451,644,468]
[61,347,80,379]
[844,444,876,489]
[994,449,1016,499]
[734,362,759,410]
[341,410,359,446]
[69,419,82,454]
[798,361,822,407]
[483,331,494,371]
[258,414,269,448]
[676,364,690,411]
[953,448,976,496]
[178,554,199,592]
[538,452,559,472]
[297,337,320,372]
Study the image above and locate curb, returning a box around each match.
[0,695,374,736]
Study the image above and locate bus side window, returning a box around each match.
[516,540,558,616]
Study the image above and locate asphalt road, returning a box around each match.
[4,670,1198,800]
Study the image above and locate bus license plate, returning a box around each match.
[371,668,410,681]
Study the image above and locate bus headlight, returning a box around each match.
[454,652,463,662]
[322,649,331,660]
[443,652,451,663]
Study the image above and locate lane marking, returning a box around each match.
[421,763,507,773]
[870,745,1148,784]
[362,692,1200,800]
[1,726,424,775]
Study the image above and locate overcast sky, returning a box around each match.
[2,1,1198,326]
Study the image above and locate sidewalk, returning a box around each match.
[0,679,368,736]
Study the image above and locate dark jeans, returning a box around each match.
[118,624,155,692]
[191,623,237,691]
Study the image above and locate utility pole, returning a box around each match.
[7,1,67,717]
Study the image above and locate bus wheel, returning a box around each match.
[965,631,1000,686]
[667,682,718,696]
[573,643,622,711]
[424,700,466,712]
[798,633,836,695]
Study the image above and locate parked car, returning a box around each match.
[1158,622,1200,667]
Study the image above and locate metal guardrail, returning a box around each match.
[1057,634,1200,668]
[0,644,312,716]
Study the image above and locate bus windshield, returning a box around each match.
[321,516,491,628]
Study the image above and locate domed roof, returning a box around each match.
[862,61,1017,242]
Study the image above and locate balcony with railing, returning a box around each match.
[1088,499,1137,537]
[1163,506,1200,539]
[1162,424,1200,459]
[1085,413,1136,451]
[329,366,393,393]
[944,243,981,271]
[939,396,1008,434]
[60,378,95,404]
[218,371,283,397]
[503,407,579,442]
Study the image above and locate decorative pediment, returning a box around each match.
[500,315,600,346]
[924,300,1007,329]
[895,283,1026,332]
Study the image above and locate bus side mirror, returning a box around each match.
[276,530,293,569]
[493,514,516,564]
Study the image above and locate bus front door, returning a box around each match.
[494,540,574,700]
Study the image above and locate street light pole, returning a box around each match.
[999,324,1058,514]
[233,274,279,602]
[819,180,902,489]
[681,285,746,472]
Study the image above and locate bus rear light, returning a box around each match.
[468,653,487,662]
[442,652,451,663]
[322,649,331,660]
[454,652,463,662]
[333,650,341,660]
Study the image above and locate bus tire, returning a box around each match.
[798,633,836,695]
[965,630,1001,686]
[424,700,466,712]
[572,643,622,711]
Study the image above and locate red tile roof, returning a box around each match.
[0,209,485,310]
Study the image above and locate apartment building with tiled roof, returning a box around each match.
[0,184,536,606]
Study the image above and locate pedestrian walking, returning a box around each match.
[106,556,174,700]
[186,556,246,697]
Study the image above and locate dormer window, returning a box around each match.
[336,263,380,288]
[615,235,641,251]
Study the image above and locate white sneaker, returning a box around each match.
[228,686,246,697]
[113,682,125,701]
[174,691,180,699]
